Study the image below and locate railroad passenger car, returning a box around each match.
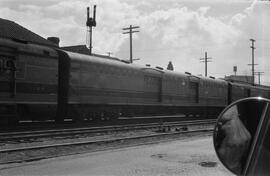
[56,51,229,121]
[229,82,252,103]
[1,37,270,125]
[228,82,270,103]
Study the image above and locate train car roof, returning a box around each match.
[64,50,147,71]
[229,81,270,90]
[0,38,58,58]
[63,50,228,85]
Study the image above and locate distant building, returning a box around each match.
[61,45,91,55]
[0,18,123,62]
[224,75,253,84]
[0,18,57,47]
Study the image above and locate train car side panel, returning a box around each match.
[0,39,58,124]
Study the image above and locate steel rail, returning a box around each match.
[0,119,216,141]
[0,128,213,164]
[0,128,213,153]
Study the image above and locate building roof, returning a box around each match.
[0,18,57,47]
[61,45,121,61]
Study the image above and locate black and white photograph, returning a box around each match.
[0,0,270,175]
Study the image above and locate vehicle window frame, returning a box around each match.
[244,102,270,176]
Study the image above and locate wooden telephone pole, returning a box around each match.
[122,25,140,63]
[200,52,212,77]
[248,39,257,85]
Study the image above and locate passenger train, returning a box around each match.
[1,38,270,125]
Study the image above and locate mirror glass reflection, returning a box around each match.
[214,98,268,175]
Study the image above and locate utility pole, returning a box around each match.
[255,71,264,85]
[122,25,140,63]
[200,52,212,77]
[86,5,97,55]
[248,39,257,85]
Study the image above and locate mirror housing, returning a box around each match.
[213,97,269,175]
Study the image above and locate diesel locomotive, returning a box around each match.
[1,38,270,125]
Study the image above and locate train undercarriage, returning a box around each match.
[0,103,224,126]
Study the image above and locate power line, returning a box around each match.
[116,38,270,55]
[122,25,140,63]
[253,39,270,42]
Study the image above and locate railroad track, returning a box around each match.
[0,119,216,165]
[0,119,216,141]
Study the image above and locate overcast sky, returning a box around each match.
[1,0,269,85]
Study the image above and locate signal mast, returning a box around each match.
[86,5,97,55]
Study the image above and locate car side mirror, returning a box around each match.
[213,97,270,175]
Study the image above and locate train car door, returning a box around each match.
[0,56,16,98]
[189,81,199,103]
[144,75,162,102]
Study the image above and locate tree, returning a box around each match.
[167,61,174,71]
